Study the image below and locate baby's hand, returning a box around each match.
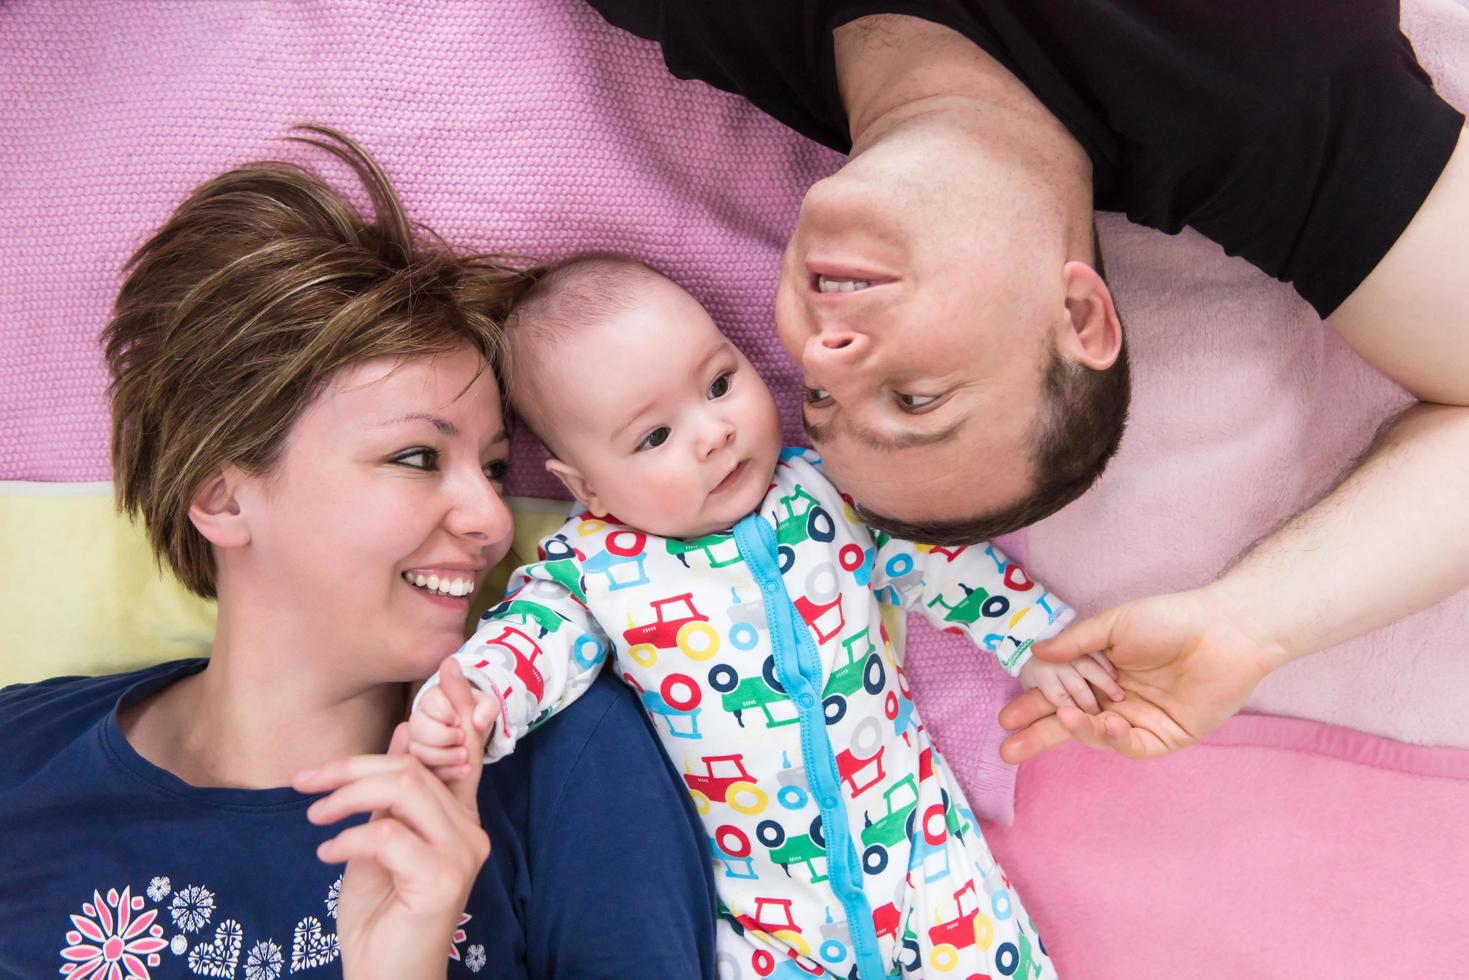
[408,657,501,785]
[1018,650,1124,714]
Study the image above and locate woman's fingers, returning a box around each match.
[318,812,487,887]
[304,762,462,850]
[294,751,417,795]
[408,741,469,769]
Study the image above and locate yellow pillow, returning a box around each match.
[0,483,571,688]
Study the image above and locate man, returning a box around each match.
[587,1,1469,763]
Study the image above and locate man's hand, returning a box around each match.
[998,588,1282,764]
[294,665,492,979]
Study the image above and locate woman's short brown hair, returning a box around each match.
[103,126,534,598]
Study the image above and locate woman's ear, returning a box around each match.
[1059,260,1123,370]
[187,466,252,549]
[544,458,607,517]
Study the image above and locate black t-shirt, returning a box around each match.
[588,0,1463,317]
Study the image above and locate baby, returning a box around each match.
[411,255,1119,979]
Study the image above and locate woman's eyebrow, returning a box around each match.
[379,413,459,437]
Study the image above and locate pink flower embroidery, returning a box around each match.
[59,887,168,980]
[447,911,472,961]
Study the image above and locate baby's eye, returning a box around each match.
[484,459,509,483]
[637,427,671,451]
[804,387,832,405]
[393,447,439,470]
[896,393,940,409]
[708,372,732,399]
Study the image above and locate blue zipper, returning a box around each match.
[734,513,886,979]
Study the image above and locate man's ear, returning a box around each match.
[544,458,607,517]
[1059,260,1123,370]
[187,466,252,549]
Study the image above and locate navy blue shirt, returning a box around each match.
[0,660,715,979]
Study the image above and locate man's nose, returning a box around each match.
[803,329,867,373]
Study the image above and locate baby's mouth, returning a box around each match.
[713,459,748,494]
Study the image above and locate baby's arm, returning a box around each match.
[409,535,613,767]
[869,534,1122,711]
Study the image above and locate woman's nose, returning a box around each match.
[448,471,513,544]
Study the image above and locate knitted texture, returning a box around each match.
[0,0,1026,818]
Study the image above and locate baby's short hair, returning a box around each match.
[507,252,664,348]
[504,252,669,445]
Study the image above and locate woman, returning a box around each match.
[0,129,715,979]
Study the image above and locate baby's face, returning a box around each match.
[538,276,783,538]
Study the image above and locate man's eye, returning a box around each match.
[708,372,732,399]
[637,427,671,451]
[804,387,832,405]
[484,459,509,483]
[394,448,439,469]
[897,393,940,409]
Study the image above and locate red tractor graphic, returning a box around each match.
[683,753,767,816]
[622,592,720,665]
[472,623,545,701]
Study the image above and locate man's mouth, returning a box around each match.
[816,275,872,293]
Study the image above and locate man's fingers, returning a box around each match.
[998,714,1073,765]
[1031,609,1120,662]
[1058,705,1176,759]
[998,687,1058,732]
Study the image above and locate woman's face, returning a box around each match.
[229,345,513,683]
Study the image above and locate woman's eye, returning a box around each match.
[804,387,832,405]
[484,459,509,483]
[637,427,671,451]
[897,393,940,409]
[708,372,732,399]
[394,448,439,469]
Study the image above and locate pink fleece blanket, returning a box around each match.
[982,714,1469,977]
[2,0,1466,836]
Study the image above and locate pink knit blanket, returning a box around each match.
[3,0,1466,824]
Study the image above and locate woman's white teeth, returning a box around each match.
[818,276,870,293]
[404,572,473,597]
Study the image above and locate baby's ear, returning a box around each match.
[544,458,607,517]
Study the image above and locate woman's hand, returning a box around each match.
[294,663,490,980]
[998,588,1284,763]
